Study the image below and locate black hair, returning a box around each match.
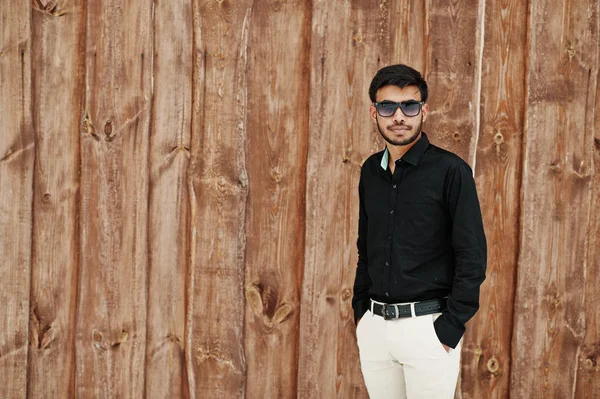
[368,64,428,103]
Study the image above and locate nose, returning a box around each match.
[392,106,406,123]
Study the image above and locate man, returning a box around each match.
[352,64,487,398]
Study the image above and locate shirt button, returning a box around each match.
[385,292,389,297]
[390,210,394,214]
[385,261,389,266]
[387,235,392,240]
[393,184,397,189]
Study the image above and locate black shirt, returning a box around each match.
[352,133,487,348]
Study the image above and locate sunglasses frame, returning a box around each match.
[373,100,425,117]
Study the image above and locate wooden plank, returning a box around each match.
[26,3,85,397]
[298,1,426,397]
[424,1,483,395]
[144,0,192,397]
[574,112,600,394]
[389,0,427,72]
[241,1,310,397]
[75,1,152,396]
[511,0,599,396]
[457,0,527,398]
[0,3,33,398]
[425,0,480,163]
[574,4,600,396]
[188,1,252,396]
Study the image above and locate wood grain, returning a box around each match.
[75,1,152,396]
[3,2,600,397]
[188,1,252,396]
[242,0,310,397]
[144,0,192,397]
[425,0,480,162]
[27,2,85,397]
[457,0,527,397]
[0,3,33,398]
[511,0,599,397]
[574,3,600,396]
[298,0,426,397]
[389,0,427,72]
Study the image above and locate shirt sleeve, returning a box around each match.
[352,172,371,324]
[434,161,487,348]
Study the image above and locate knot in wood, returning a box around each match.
[549,159,562,173]
[92,329,107,350]
[493,132,504,145]
[92,330,103,342]
[487,357,499,374]
[272,304,292,324]
[245,285,264,316]
[453,133,460,142]
[271,169,282,183]
[113,330,128,347]
[584,358,595,370]
[104,120,113,137]
[82,113,97,140]
[566,40,576,62]
[341,289,352,301]
[39,325,57,350]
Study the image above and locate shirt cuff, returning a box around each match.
[353,299,370,324]
[433,313,465,348]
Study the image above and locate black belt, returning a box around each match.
[371,298,445,320]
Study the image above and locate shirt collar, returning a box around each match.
[380,132,430,170]
[380,148,389,170]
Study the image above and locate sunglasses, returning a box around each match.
[374,100,425,117]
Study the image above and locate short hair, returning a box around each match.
[368,64,428,103]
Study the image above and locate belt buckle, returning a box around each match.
[382,303,397,320]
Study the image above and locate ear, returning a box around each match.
[422,103,429,123]
[370,104,378,122]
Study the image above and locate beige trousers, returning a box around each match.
[356,306,461,399]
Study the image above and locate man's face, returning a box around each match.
[370,85,429,147]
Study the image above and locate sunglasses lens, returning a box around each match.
[400,102,421,117]
[377,103,397,117]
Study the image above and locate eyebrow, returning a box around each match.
[379,100,421,103]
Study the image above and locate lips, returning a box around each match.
[389,126,410,132]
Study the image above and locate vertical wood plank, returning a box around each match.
[575,28,600,394]
[425,0,480,162]
[511,0,599,396]
[188,1,252,396]
[242,1,310,397]
[0,3,33,398]
[144,0,192,397]
[389,0,427,72]
[298,1,426,397]
[76,1,152,396]
[458,0,527,397]
[27,2,85,397]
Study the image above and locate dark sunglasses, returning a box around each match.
[374,100,425,117]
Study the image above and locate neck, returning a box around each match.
[387,133,421,170]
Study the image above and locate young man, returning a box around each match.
[352,64,487,398]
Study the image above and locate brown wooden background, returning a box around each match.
[1,0,599,398]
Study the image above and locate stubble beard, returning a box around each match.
[377,116,423,147]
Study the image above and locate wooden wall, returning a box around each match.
[1,0,599,398]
